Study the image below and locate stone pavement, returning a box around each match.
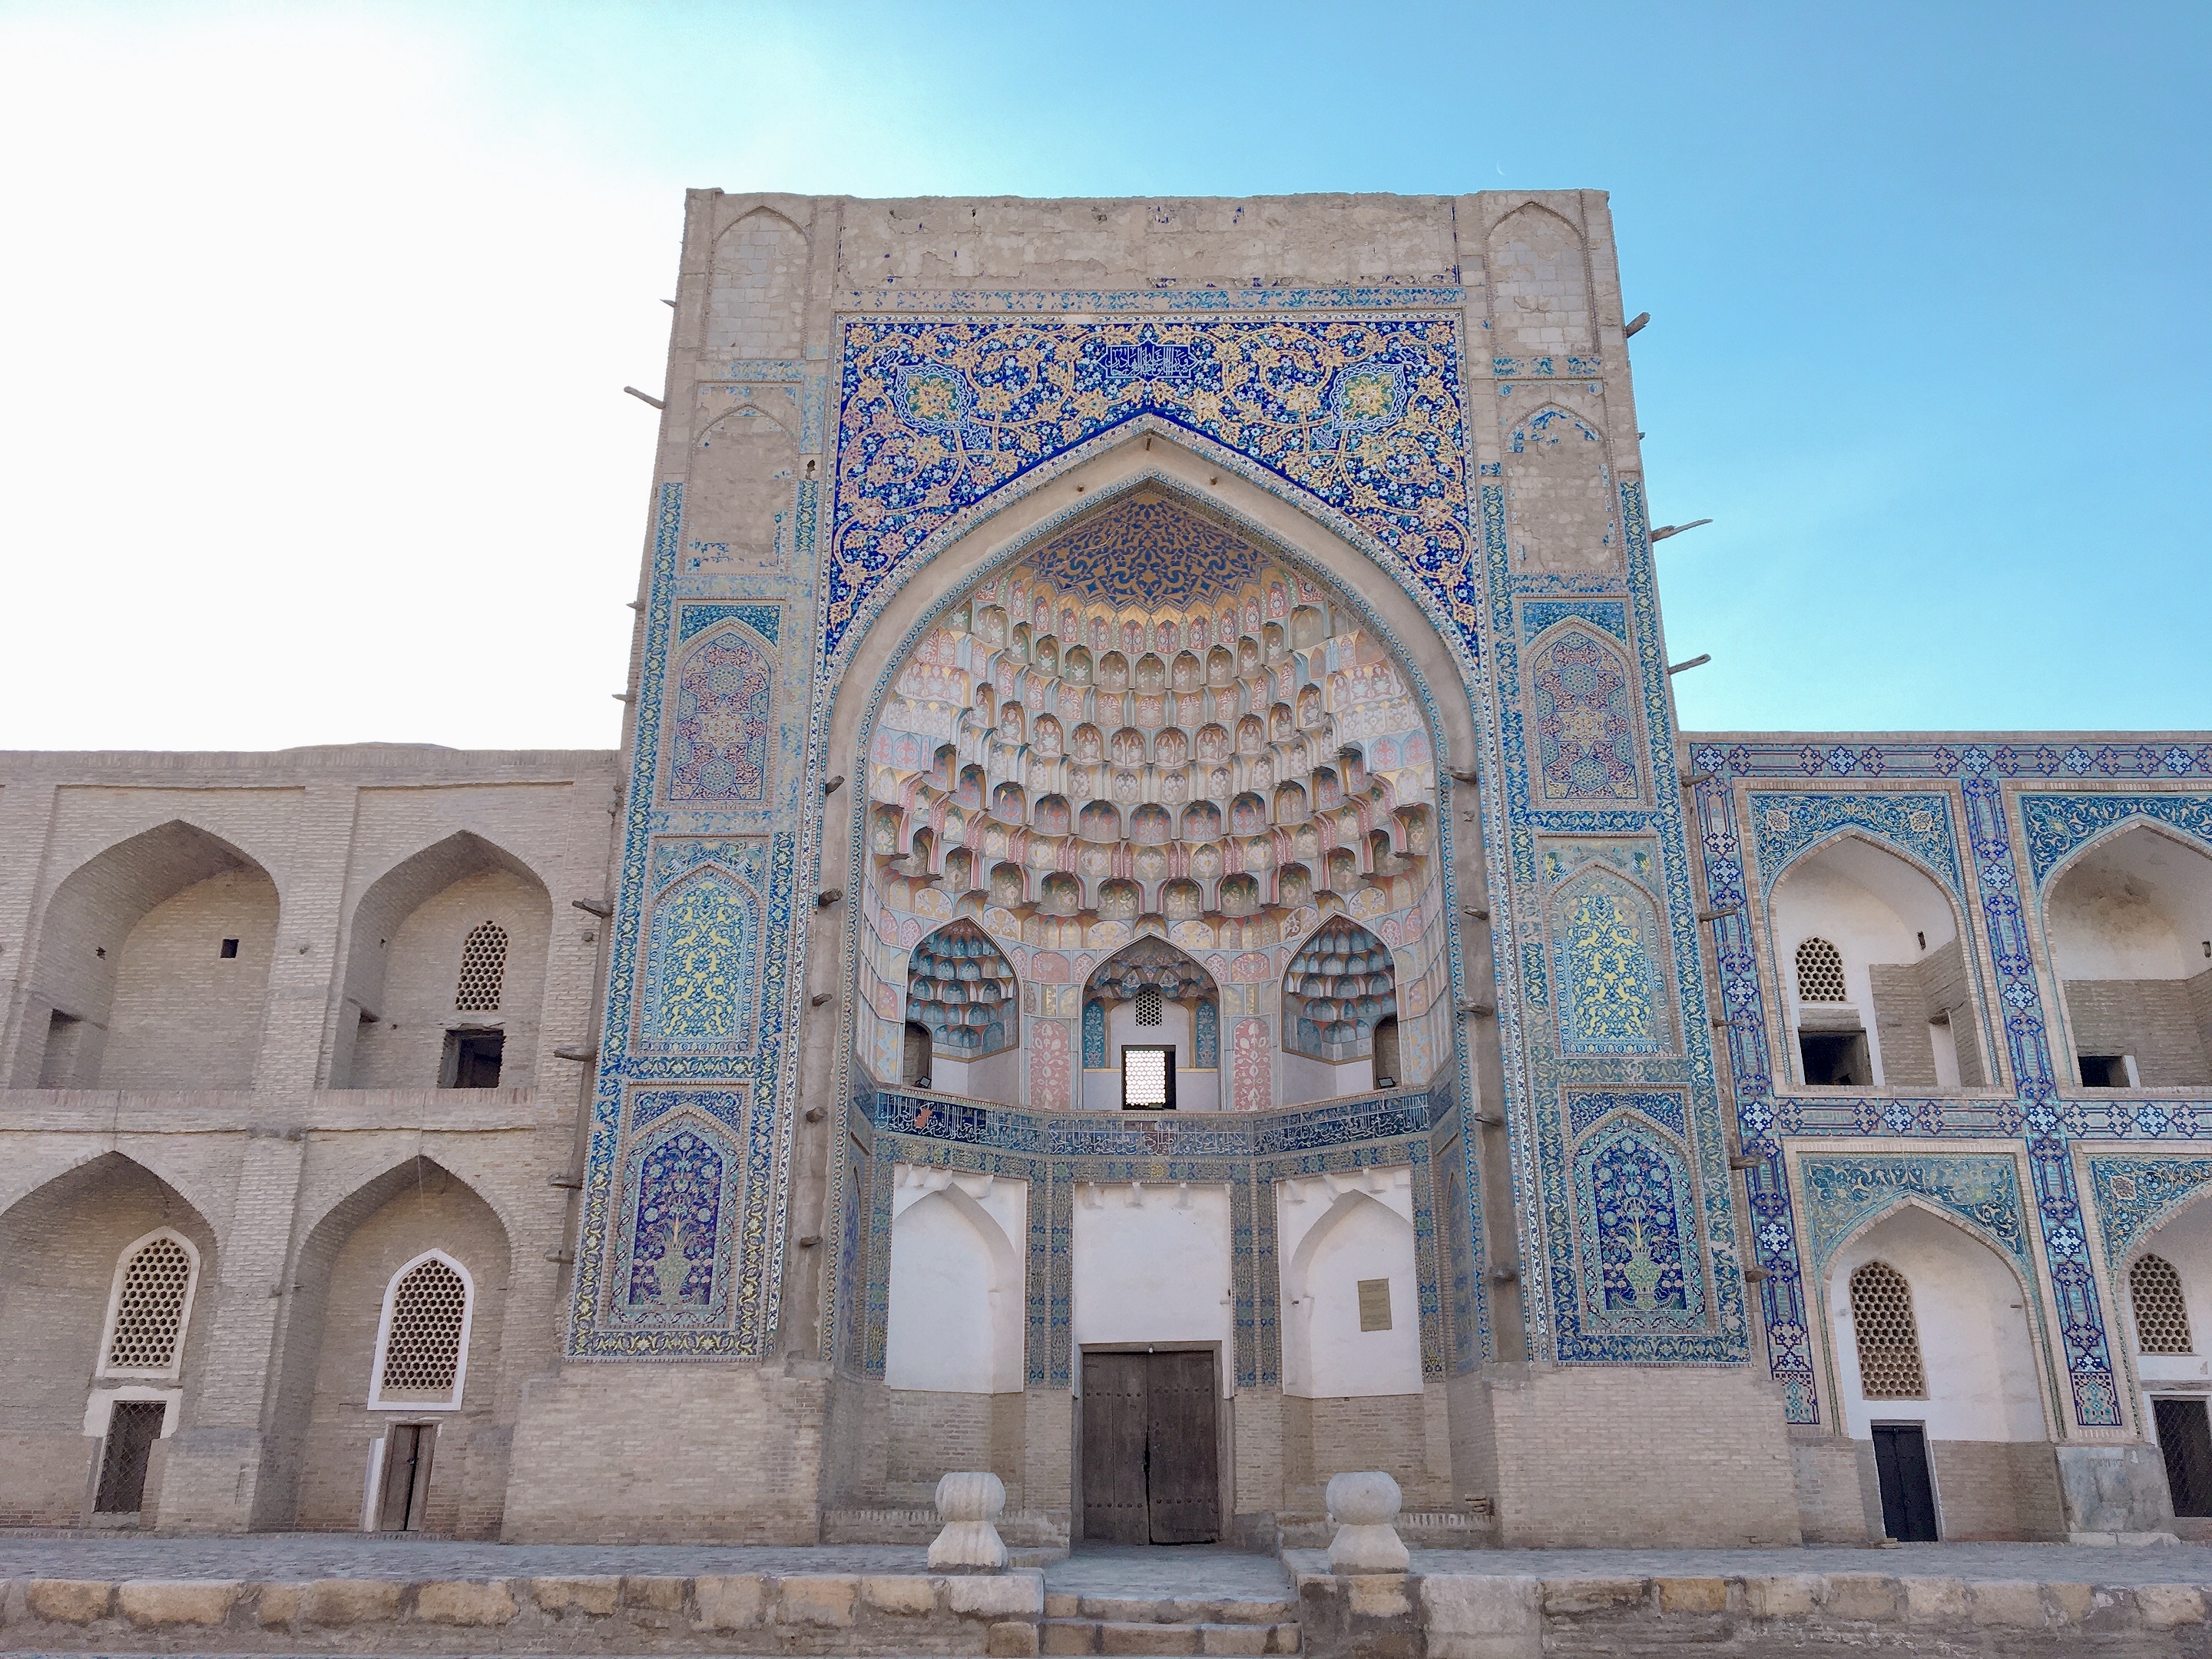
[3,1532,2211,1588]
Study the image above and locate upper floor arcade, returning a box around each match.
[0,746,620,1106]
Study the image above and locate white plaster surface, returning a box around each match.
[2048,826,2212,981]
[884,1166,1028,1394]
[1829,1204,2047,1442]
[1276,1170,1422,1398]
[1071,1181,1232,1382]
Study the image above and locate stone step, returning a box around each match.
[1043,1593,1296,1624]
[823,1505,1070,1547]
[1041,1616,1300,1655]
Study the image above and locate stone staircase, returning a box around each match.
[1041,1587,1301,1655]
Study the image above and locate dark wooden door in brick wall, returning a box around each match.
[1080,1350,1220,1545]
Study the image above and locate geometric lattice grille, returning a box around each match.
[1796,937,1848,1002]
[105,1237,193,1373]
[1849,1260,1928,1399]
[379,1257,468,1396]
[2133,1253,2195,1355]
[454,922,507,1012]
[1135,985,1163,1027]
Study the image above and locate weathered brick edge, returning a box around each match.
[1296,1565,2212,1658]
[0,1569,1044,1655]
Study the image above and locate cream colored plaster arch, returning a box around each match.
[1814,1194,2061,1444]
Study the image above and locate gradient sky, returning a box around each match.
[2,2,2206,752]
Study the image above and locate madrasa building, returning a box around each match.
[4,189,2210,1552]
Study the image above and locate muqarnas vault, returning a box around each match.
[1,190,2209,1549]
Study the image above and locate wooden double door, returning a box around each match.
[1080,1350,1220,1544]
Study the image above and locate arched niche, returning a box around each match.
[829,433,1475,1125]
[333,831,552,1091]
[1826,1205,2051,1497]
[1770,833,1984,1091]
[684,405,803,577]
[1525,620,1641,804]
[1485,200,1594,353]
[0,1154,219,1527]
[667,621,777,804]
[18,820,279,1091]
[1282,918,1399,1102]
[882,1164,1027,1397]
[2045,824,2212,1088]
[1502,403,1615,575]
[1277,1171,1422,1399]
[260,1157,511,1536]
[1549,866,1674,1059]
[2120,1192,2212,1517]
[706,206,807,358]
[904,920,1019,1104]
[1081,938,1220,1111]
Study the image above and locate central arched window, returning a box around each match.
[1796,937,1847,1003]
[454,920,508,1012]
[1849,1259,1927,1399]
[369,1250,475,1410]
[2132,1252,2194,1355]
[100,1230,200,1379]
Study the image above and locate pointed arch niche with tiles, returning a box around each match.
[846,475,1456,1114]
[1766,827,1988,1091]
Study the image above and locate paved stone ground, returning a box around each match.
[1041,1544,1290,1599]
[1404,1541,2212,1586]
[5,1533,2212,1588]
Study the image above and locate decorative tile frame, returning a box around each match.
[1689,741,2212,1428]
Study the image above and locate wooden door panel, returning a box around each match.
[1144,1350,1220,1544]
[1081,1353,1150,1544]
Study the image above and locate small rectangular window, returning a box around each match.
[1357,1278,1393,1331]
[219,938,240,959]
[1121,1045,1174,1110]
[1800,1029,1870,1087]
[441,1030,505,1089]
[2079,1054,2128,1088]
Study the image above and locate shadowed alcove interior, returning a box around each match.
[853,485,1449,1111]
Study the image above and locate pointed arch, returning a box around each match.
[1283,917,1398,1061]
[1278,1177,1423,1397]
[1550,864,1671,1057]
[1525,618,1641,803]
[334,829,553,1090]
[1502,402,1616,574]
[1570,1117,1704,1330]
[0,1154,220,1527]
[906,919,1018,1060]
[1767,827,1985,1090]
[2041,820,2212,1088]
[638,860,767,1048]
[1820,1197,2055,1451]
[368,1249,475,1410]
[19,819,280,1090]
[883,1167,1027,1394]
[667,621,776,804]
[1486,199,1593,352]
[260,1155,512,1532]
[706,206,808,358]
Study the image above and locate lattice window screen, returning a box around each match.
[454,922,508,1012]
[106,1237,194,1373]
[379,1257,469,1397]
[1796,937,1848,1003]
[1135,985,1163,1027]
[1849,1260,1928,1399]
[2133,1253,2195,1354]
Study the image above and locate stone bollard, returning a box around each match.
[1325,1470,1409,1574]
[929,1471,1009,1574]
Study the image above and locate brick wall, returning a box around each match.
[2063,979,2212,1084]
[1930,1438,2068,1541]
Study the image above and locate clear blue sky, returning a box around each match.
[2,2,2205,749]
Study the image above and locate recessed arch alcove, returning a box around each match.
[2043,823,2212,1088]
[1769,833,1988,1091]
[828,429,1479,1115]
